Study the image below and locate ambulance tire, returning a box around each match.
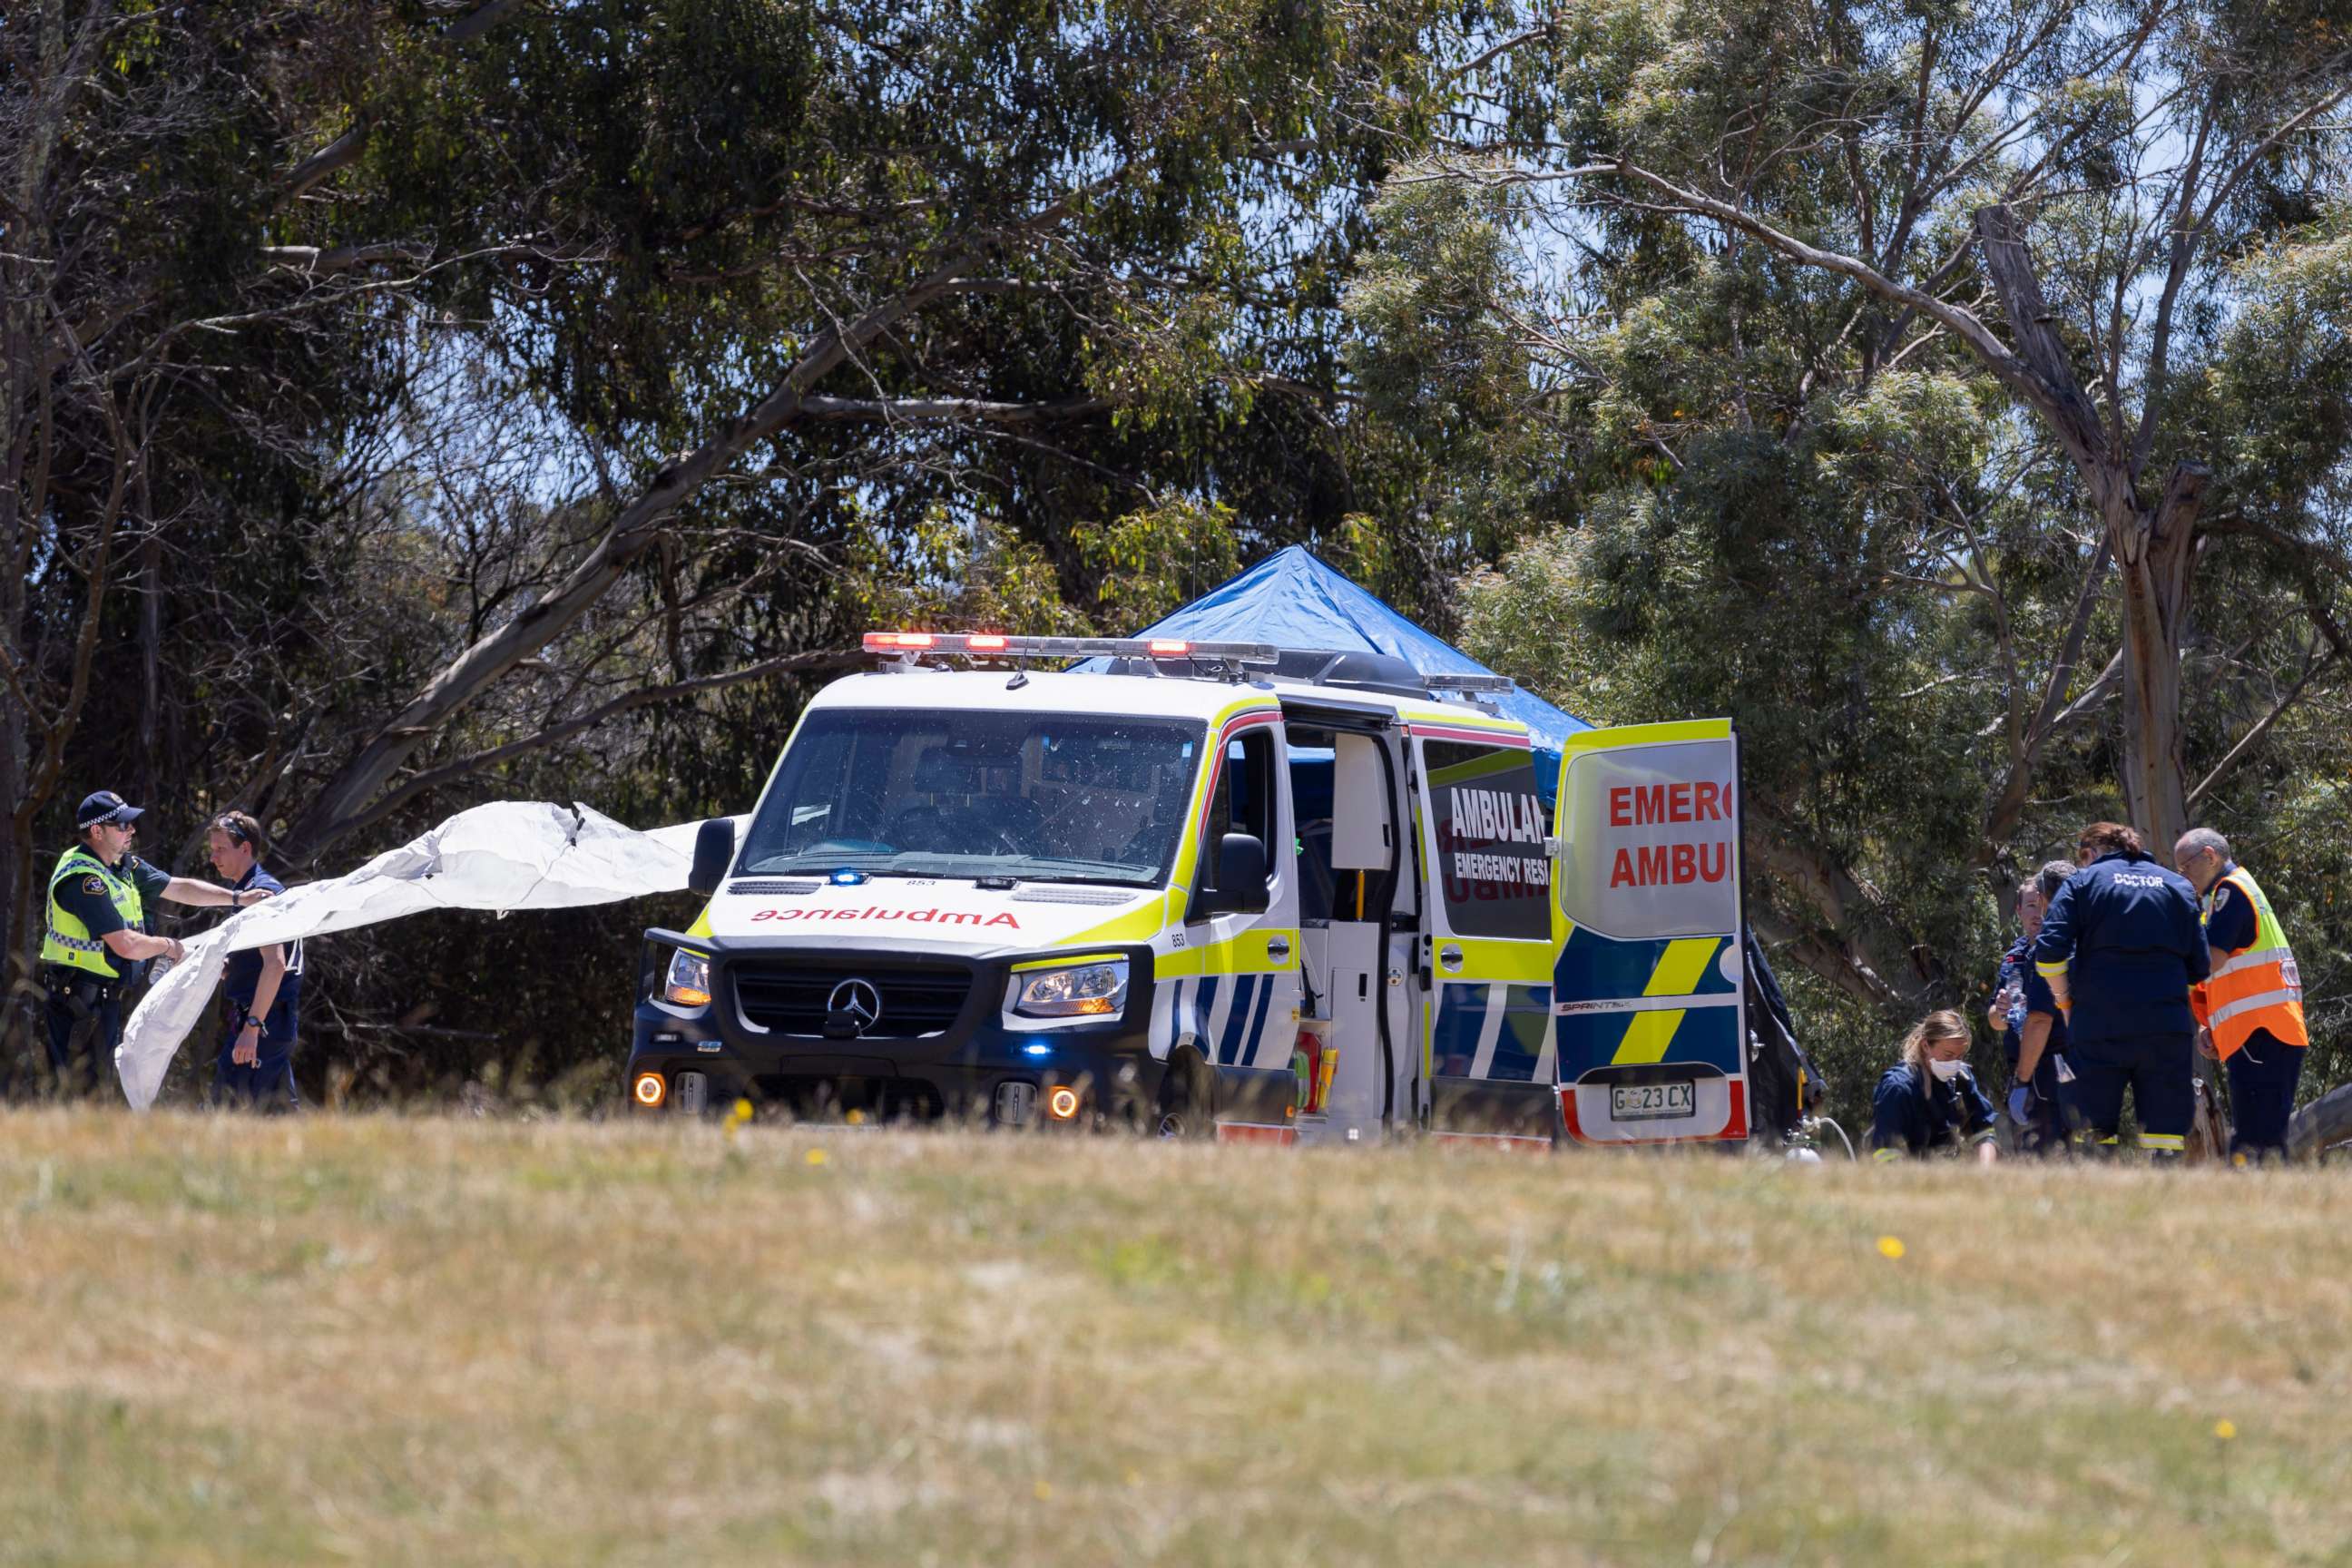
[2286,1079,2352,1164]
[1153,1050,1215,1141]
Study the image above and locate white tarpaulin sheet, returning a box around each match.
[115,801,719,1110]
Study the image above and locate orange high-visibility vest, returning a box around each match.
[2190,866,2308,1058]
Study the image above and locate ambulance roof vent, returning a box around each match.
[1269,649,1430,699]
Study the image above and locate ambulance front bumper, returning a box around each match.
[623,928,1163,1126]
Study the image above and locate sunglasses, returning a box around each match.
[212,816,253,846]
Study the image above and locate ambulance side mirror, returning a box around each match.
[1204,832,1269,917]
[688,818,736,898]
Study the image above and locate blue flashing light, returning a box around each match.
[1021,1042,1053,1058]
[831,867,867,886]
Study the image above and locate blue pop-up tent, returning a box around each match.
[1116,545,1591,780]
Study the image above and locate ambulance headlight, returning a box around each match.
[663,948,713,1008]
[1013,959,1128,1019]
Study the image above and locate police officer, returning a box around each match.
[2032,821,2207,1158]
[2174,828,2308,1164]
[1993,858,2080,1154]
[203,810,303,1111]
[1867,1010,2000,1161]
[39,789,270,1096]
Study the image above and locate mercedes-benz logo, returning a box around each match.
[827,977,882,1035]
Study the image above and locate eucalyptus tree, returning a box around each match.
[1354,0,2352,1051]
[262,0,1457,866]
[2,1,426,1024]
[6,0,1467,1077]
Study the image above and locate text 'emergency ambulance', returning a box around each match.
[1605,780,1734,888]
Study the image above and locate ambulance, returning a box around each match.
[626,632,1751,1147]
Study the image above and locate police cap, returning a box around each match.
[76,790,145,828]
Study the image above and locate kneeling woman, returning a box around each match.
[1868,1010,2000,1162]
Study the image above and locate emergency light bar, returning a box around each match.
[1424,672,1515,694]
[862,631,1279,664]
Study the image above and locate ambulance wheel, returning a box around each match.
[1153,1054,1213,1141]
[2287,1080,2352,1163]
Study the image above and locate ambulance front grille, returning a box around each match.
[728,879,822,896]
[731,960,973,1039]
[1009,886,1140,906]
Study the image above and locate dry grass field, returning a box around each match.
[4,1112,2351,1567]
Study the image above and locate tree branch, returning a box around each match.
[1596,162,2108,474]
[797,394,1112,424]
[1976,536,2113,858]
[2049,648,2123,730]
[258,241,436,275]
[1969,204,2109,470]
[1747,799,1941,1007]
[1447,24,1552,83]
[1747,903,1909,1012]
[279,173,1107,864]
[331,648,863,845]
[2186,652,2341,809]
[279,0,534,198]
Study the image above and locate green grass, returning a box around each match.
[5,1112,2351,1566]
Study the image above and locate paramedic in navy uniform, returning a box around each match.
[2031,821,2207,1158]
[2004,860,2079,1152]
[1867,1010,2000,1161]
[205,811,303,1111]
[1993,858,2080,1154]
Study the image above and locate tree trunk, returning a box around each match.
[0,779,22,1071]
[1973,208,2207,857]
[2111,464,2206,858]
[137,510,162,807]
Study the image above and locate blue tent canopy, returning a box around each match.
[1110,545,1590,783]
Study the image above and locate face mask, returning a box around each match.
[1928,1056,1967,1083]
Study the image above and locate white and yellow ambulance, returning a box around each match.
[627,632,1751,1147]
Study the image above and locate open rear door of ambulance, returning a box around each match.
[1550,719,1749,1146]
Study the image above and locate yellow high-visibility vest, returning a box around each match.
[41,848,143,981]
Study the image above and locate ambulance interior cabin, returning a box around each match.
[1277,713,1414,1137]
[741,709,1201,887]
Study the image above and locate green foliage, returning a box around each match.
[1357,0,2352,1125]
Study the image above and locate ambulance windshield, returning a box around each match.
[738,709,1204,887]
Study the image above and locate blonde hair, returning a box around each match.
[1899,1009,1970,1079]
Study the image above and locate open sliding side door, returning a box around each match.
[1550,719,1749,1146]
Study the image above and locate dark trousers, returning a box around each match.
[41,968,122,1098]
[2224,1028,2305,1161]
[2068,1032,2194,1155]
[213,1029,300,1112]
[2009,1049,2079,1156]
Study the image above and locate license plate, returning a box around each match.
[1611,1081,1693,1121]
